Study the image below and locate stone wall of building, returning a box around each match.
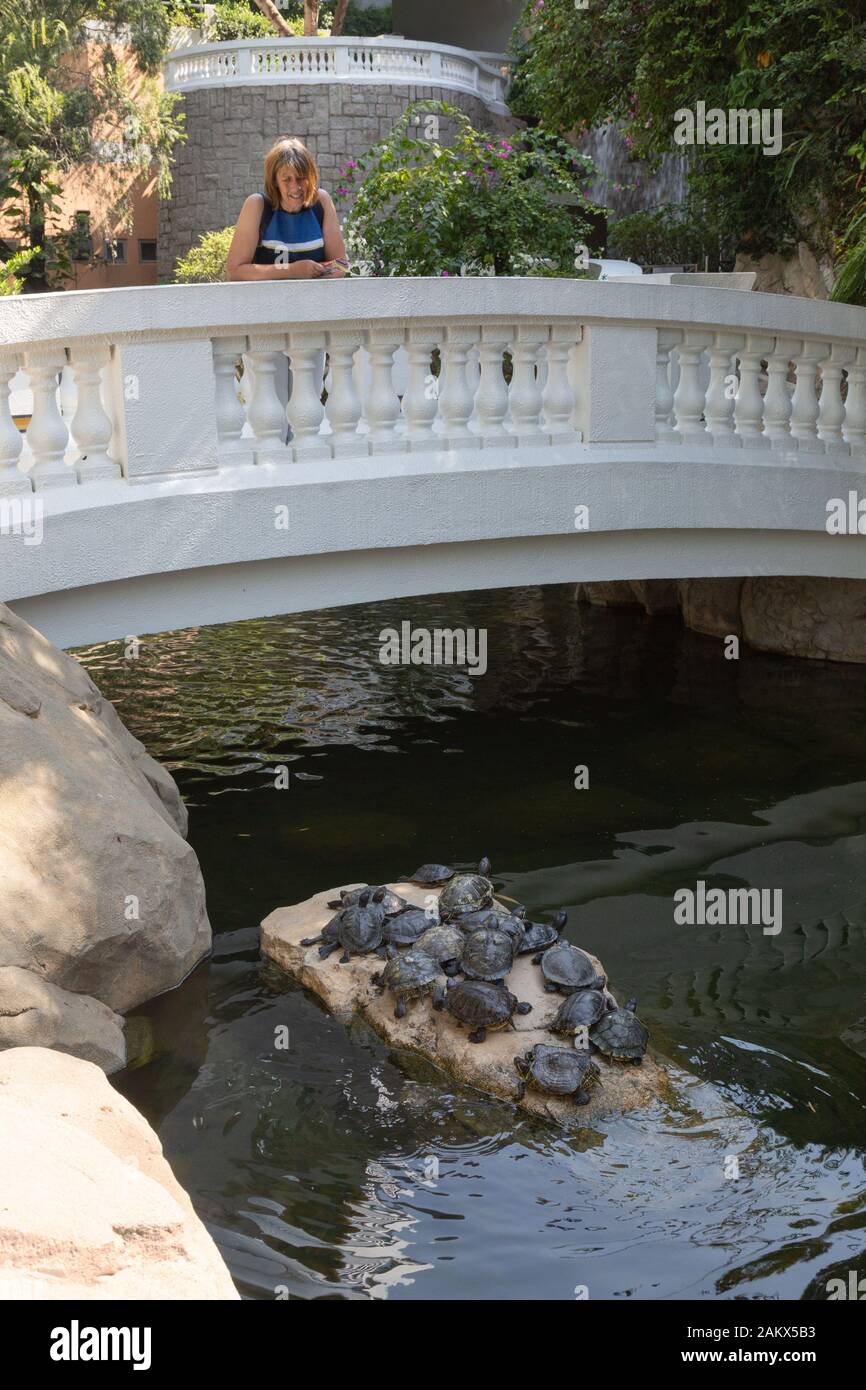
[159,84,521,278]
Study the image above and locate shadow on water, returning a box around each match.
[77,585,866,1300]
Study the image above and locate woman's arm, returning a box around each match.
[318,190,349,277]
[225,195,326,281]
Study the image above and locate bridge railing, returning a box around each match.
[2,278,866,498]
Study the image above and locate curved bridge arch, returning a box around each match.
[2,279,866,647]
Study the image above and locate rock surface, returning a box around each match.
[578,577,866,663]
[261,883,668,1129]
[0,968,126,1074]
[734,242,832,299]
[0,1047,238,1300]
[0,602,211,1047]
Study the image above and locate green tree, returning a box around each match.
[0,0,185,289]
[510,0,866,264]
[342,100,596,277]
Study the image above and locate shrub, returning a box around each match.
[206,3,273,41]
[0,246,40,295]
[201,3,393,41]
[173,226,234,282]
[607,204,736,271]
[342,99,597,277]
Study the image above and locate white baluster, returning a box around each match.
[567,333,584,437]
[68,346,121,481]
[672,332,712,444]
[23,349,74,489]
[790,341,829,453]
[212,336,248,459]
[286,331,330,461]
[400,328,439,451]
[474,326,514,448]
[363,327,407,454]
[326,331,364,456]
[246,335,289,462]
[0,353,28,496]
[439,325,481,450]
[542,324,578,442]
[703,332,743,446]
[655,330,683,441]
[843,346,866,455]
[58,361,77,451]
[761,337,801,452]
[817,344,854,455]
[733,335,773,448]
[508,325,548,446]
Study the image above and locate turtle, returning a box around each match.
[383,906,436,950]
[589,997,649,1063]
[372,949,440,1018]
[454,901,524,932]
[433,978,532,1043]
[319,888,387,963]
[460,925,515,983]
[329,885,409,917]
[301,885,383,951]
[538,941,605,995]
[437,859,494,922]
[413,922,466,977]
[514,1044,601,1105]
[550,988,608,1038]
[399,863,456,886]
[518,909,568,957]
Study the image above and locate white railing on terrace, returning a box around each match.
[2,278,866,497]
[163,37,512,111]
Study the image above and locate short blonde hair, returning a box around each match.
[264,137,319,208]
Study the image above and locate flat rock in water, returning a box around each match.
[261,883,670,1128]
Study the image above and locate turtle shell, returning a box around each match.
[590,1006,649,1060]
[528,1044,600,1095]
[461,926,514,981]
[338,885,408,917]
[518,920,560,954]
[384,907,435,945]
[381,949,440,996]
[400,863,455,885]
[414,923,465,965]
[540,942,605,993]
[438,872,494,922]
[551,989,607,1035]
[444,980,517,1030]
[337,903,384,954]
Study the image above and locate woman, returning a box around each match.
[227,136,349,281]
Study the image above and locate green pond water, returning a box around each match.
[75,585,866,1301]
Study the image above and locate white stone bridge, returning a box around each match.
[2,278,866,649]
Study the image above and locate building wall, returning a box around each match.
[158,83,520,279]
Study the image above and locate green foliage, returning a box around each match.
[510,0,866,262]
[172,224,234,282]
[0,0,185,288]
[830,208,866,307]
[200,2,392,40]
[207,3,273,41]
[607,202,737,270]
[0,244,39,293]
[342,100,597,277]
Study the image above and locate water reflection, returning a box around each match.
[78,584,866,1300]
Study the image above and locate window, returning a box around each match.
[72,212,92,261]
[138,239,158,263]
[103,238,127,264]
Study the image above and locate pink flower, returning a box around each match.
[440,270,450,276]
[337,187,348,196]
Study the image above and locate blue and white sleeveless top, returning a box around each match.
[253,194,326,265]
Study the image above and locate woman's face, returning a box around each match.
[276,165,305,207]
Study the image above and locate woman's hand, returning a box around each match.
[319,260,347,278]
[292,259,328,279]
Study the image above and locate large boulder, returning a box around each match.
[0,967,125,1074]
[0,1047,238,1299]
[741,577,866,663]
[0,602,211,1039]
[678,578,744,638]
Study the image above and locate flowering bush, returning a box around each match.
[341,100,597,277]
